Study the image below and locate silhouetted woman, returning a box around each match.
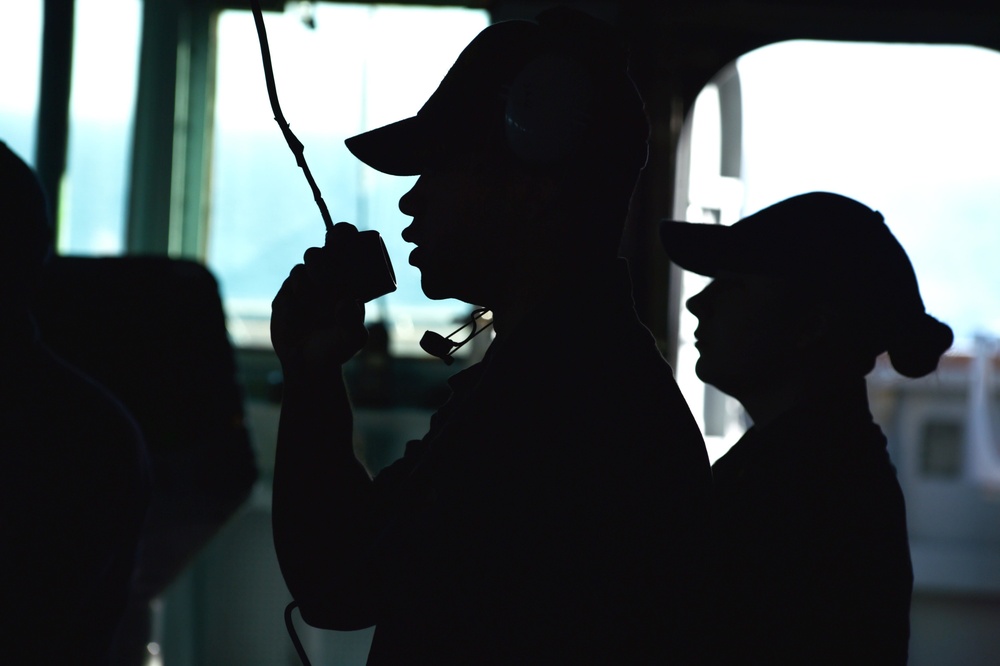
[661,192,953,665]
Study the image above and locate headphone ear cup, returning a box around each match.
[504,54,593,163]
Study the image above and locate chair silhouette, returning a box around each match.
[32,255,258,665]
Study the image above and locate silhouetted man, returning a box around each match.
[661,192,953,665]
[0,142,149,664]
[271,7,712,663]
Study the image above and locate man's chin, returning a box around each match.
[419,277,460,302]
[418,270,486,305]
[694,359,725,391]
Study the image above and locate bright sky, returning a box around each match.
[0,4,42,116]
[0,0,141,120]
[0,2,43,160]
[68,0,142,122]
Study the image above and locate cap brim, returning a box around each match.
[659,220,746,277]
[345,116,433,177]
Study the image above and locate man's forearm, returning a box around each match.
[271,368,379,628]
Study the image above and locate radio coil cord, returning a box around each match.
[250,0,333,234]
[284,601,313,666]
[249,2,318,663]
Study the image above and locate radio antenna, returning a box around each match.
[250,0,334,233]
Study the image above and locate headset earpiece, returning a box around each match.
[504,53,594,164]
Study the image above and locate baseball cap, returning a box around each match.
[660,191,953,376]
[344,6,648,177]
[661,192,923,310]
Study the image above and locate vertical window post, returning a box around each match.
[35,0,76,225]
[127,0,216,258]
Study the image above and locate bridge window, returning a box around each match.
[0,1,43,162]
[207,3,489,352]
[60,0,143,255]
